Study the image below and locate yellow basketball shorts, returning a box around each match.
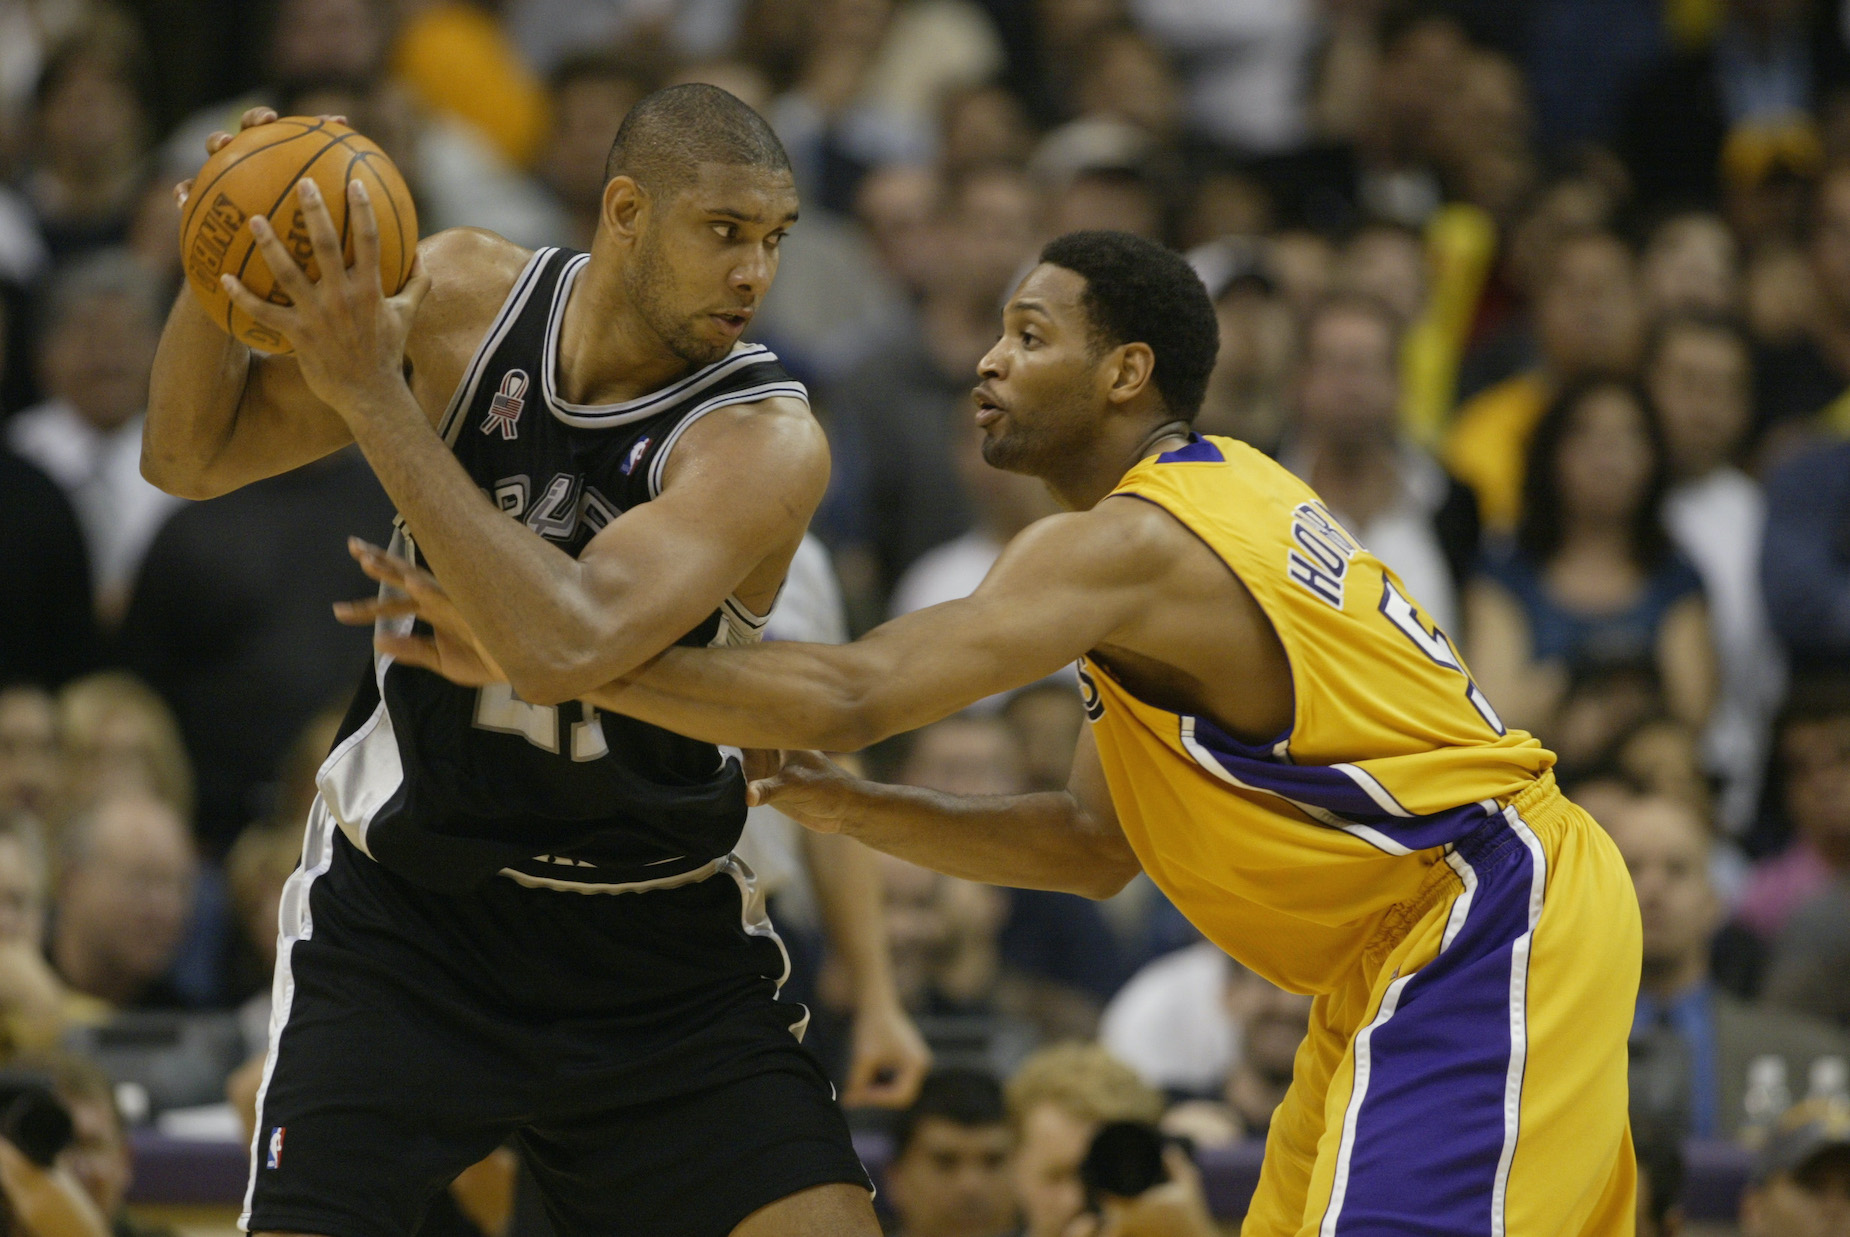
[1243,776,1642,1236]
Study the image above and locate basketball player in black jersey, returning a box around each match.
[142,86,903,1237]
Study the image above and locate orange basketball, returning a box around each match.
[179,117,419,355]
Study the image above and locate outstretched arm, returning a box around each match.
[346,496,1176,749]
[742,726,1138,900]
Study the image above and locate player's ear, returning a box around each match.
[601,176,647,243]
[1105,342,1156,406]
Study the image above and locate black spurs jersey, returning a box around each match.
[320,247,808,892]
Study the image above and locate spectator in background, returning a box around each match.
[1447,228,1644,533]
[1738,1100,1850,1237]
[6,252,180,626]
[1001,682,1084,795]
[1640,213,1743,320]
[1739,676,1850,941]
[1126,0,1316,155]
[119,444,393,853]
[0,814,103,1051]
[883,1068,1017,1237]
[390,0,550,167]
[1762,437,1850,673]
[1757,166,1850,444]
[20,15,153,264]
[1069,24,1181,148]
[897,715,1121,1040]
[160,0,392,167]
[0,446,97,689]
[1100,940,1235,1099]
[1648,315,1785,834]
[872,849,1005,1020]
[35,1051,168,1237]
[49,793,197,1010]
[535,52,650,252]
[1281,293,1479,635]
[1160,965,1311,1146]
[1608,793,1850,1141]
[889,424,1057,619]
[1466,378,1717,743]
[0,685,57,821]
[54,673,194,828]
[1004,1042,1163,1237]
[1192,252,1294,452]
[937,82,1035,178]
[1631,1116,1686,1237]
[827,165,1044,599]
[761,0,1001,216]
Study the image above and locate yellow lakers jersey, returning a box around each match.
[1081,436,1555,993]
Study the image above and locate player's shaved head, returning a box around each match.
[604,83,791,194]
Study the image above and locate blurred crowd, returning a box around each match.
[1,0,1849,1232]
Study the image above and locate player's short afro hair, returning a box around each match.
[604,83,791,193]
[1038,230,1220,422]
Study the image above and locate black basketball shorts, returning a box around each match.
[242,802,870,1237]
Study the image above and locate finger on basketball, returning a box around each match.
[333,596,417,625]
[240,106,278,130]
[349,180,381,289]
[294,179,347,281]
[247,215,315,304]
[174,178,194,209]
[391,252,433,317]
[220,272,292,335]
[204,131,233,156]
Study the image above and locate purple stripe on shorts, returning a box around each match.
[1321,816,1535,1236]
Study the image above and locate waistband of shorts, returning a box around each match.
[1364,771,1570,962]
[495,853,733,894]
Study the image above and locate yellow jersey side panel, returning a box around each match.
[1080,435,1556,992]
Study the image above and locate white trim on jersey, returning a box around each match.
[644,379,812,498]
[240,798,340,1231]
[539,253,808,428]
[436,247,556,445]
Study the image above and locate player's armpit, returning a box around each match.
[596,497,1181,751]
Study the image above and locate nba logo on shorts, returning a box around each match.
[267,1126,285,1169]
[482,370,529,440]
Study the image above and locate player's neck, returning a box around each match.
[554,254,700,405]
[1045,418,1192,511]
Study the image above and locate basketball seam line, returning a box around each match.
[225,129,365,339]
[179,116,323,245]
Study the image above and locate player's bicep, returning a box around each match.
[570,400,829,662]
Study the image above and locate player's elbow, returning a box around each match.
[1078,851,1141,900]
[139,438,219,500]
[819,672,907,752]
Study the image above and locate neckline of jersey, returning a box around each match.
[540,252,771,423]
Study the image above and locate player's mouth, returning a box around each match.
[709,309,752,335]
[973,386,1006,427]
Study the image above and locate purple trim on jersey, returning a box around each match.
[1323,816,1534,1235]
[1156,436,1225,464]
[1186,714,1498,850]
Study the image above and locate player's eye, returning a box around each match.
[1020,329,1039,347]
[766,231,785,249]
[712,223,736,240]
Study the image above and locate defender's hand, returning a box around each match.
[744,750,860,835]
[335,539,507,687]
[843,996,931,1108]
[221,177,429,415]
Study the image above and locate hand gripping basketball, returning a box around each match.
[179,113,419,354]
[219,176,432,418]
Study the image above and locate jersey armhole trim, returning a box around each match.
[644,381,812,499]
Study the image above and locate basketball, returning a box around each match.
[179,116,418,355]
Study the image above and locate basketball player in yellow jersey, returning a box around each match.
[353,230,1642,1237]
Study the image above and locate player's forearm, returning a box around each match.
[830,781,1137,900]
[342,386,639,702]
[801,830,901,1009]
[592,639,923,752]
[143,289,255,498]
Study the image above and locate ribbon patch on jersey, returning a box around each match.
[482,369,529,440]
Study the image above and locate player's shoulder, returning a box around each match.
[414,228,533,323]
[664,390,828,486]
[998,497,1194,584]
